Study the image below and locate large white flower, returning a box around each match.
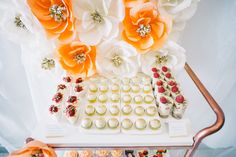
[96,40,139,78]
[73,0,125,45]
[140,40,186,75]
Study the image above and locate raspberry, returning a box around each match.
[63,76,71,83]
[67,96,77,103]
[153,73,160,78]
[156,80,163,86]
[57,84,66,91]
[160,96,167,104]
[176,95,184,103]
[49,105,58,113]
[143,150,148,155]
[75,85,83,92]
[158,86,165,93]
[151,67,158,72]
[66,105,76,117]
[52,93,63,103]
[168,81,176,86]
[171,86,179,93]
[165,72,171,78]
[162,66,168,72]
[76,77,83,83]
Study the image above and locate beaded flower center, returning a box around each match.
[111,54,123,67]
[49,4,67,22]
[137,24,151,37]
[155,54,168,64]
[91,10,103,24]
[14,15,26,29]
[41,58,55,70]
[74,53,86,63]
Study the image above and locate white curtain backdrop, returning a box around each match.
[0,0,236,156]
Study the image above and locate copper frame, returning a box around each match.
[26,63,225,157]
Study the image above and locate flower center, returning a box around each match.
[91,10,103,24]
[41,58,55,70]
[14,15,26,29]
[137,24,151,37]
[155,54,168,64]
[49,4,67,22]
[111,54,123,67]
[74,53,86,64]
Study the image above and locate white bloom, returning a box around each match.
[140,41,186,75]
[96,40,139,78]
[73,0,125,45]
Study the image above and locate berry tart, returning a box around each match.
[64,104,79,124]
[49,104,61,121]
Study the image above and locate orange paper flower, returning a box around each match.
[27,0,76,43]
[8,140,56,157]
[122,1,172,53]
[58,41,96,76]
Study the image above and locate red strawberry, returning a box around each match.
[168,80,176,86]
[162,66,168,72]
[143,150,148,155]
[152,67,158,72]
[158,86,165,93]
[66,105,76,117]
[176,95,184,103]
[156,80,163,86]
[75,85,83,92]
[63,76,71,83]
[160,96,167,104]
[76,77,83,83]
[165,72,171,78]
[153,73,160,78]
[171,86,179,93]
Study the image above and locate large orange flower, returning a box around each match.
[27,0,76,43]
[122,1,172,53]
[58,41,96,76]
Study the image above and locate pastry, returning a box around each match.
[74,84,83,93]
[95,118,106,129]
[65,105,79,124]
[63,76,72,84]
[111,93,120,103]
[96,150,109,157]
[108,118,119,129]
[64,151,79,157]
[131,84,140,93]
[111,83,120,93]
[57,84,68,95]
[75,77,83,84]
[122,105,132,115]
[122,84,131,92]
[67,96,78,105]
[79,150,92,157]
[109,105,120,116]
[134,95,143,104]
[146,106,157,116]
[158,96,173,118]
[49,104,61,120]
[134,106,145,116]
[98,94,108,103]
[121,118,133,130]
[143,85,152,93]
[81,118,93,129]
[99,84,108,93]
[85,105,95,116]
[170,86,180,98]
[172,94,187,119]
[111,150,123,157]
[87,93,97,103]
[135,118,147,130]
[144,95,154,104]
[52,92,63,103]
[149,119,161,130]
[96,104,107,115]
[89,84,98,92]
[122,94,132,104]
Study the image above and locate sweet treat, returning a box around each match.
[146,106,157,116]
[111,93,120,103]
[98,94,108,103]
[79,150,92,157]
[96,150,109,157]
[67,96,78,105]
[170,86,180,97]
[87,93,97,103]
[122,105,132,115]
[149,119,161,130]
[164,72,173,82]
[144,95,154,104]
[161,66,169,73]
[85,105,95,116]
[156,80,168,88]
[122,94,132,104]
[122,77,130,84]
[134,106,145,116]
[95,118,106,129]
[111,150,123,157]
[96,104,107,115]
[121,118,133,130]
[167,80,177,89]
[81,118,93,129]
[172,95,187,119]
[156,86,170,96]
[108,118,119,129]
[52,92,63,103]
[57,84,67,95]
[49,104,60,120]
[99,84,108,93]
[131,84,140,93]
[134,95,143,104]
[138,150,148,157]
[143,84,152,93]
[122,84,131,92]
[75,77,83,84]
[63,76,72,84]
[64,151,79,157]
[74,84,83,93]
[89,84,98,92]
[158,96,173,118]
[109,105,120,116]
[65,105,79,124]
[111,83,120,93]
[135,118,147,130]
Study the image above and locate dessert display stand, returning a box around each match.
[29,63,225,157]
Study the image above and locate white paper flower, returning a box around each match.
[73,0,125,45]
[96,40,139,78]
[140,40,186,75]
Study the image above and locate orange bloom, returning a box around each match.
[27,0,76,43]
[58,41,96,76]
[122,1,172,53]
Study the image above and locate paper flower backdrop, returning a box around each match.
[0,0,200,78]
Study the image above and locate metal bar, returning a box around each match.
[184,63,225,157]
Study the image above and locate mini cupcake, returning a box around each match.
[131,84,140,93]
[144,95,154,104]
[96,104,107,115]
[67,96,78,106]
[111,93,120,103]
[49,104,61,121]
[122,84,131,93]
[85,105,95,116]
[96,150,109,157]
[134,106,145,116]
[108,118,119,129]
[146,106,157,116]
[111,83,120,93]
[89,84,98,92]
[98,94,108,103]
[95,118,106,129]
[87,93,97,103]
[65,105,79,124]
[121,118,133,130]
[149,119,161,130]
[109,105,120,116]
[134,95,143,104]
[52,92,63,104]
[111,150,123,157]
[143,85,152,93]
[99,84,109,93]
[172,95,187,119]
[81,118,93,129]
[135,118,147,130]
[122,105,132,115]
[122,94,132,104]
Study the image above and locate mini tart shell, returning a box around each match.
[109,105,120,116]
[134,106,145,116]
[134,95,143,104]
[98,94,108,103]
[149,119,161,130]
[96,105,107,115]
[122,105,132,115]
[87,94,97,103]
[121,119,133,130]
[107,118,119,129]
[144,95,154,104]
[135,119,147,130]
[146,106,157,116]
[95,118,106,129]
[85,105,95,116]
[81,118,93,129]
[89,84,98,92]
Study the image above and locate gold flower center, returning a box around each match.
[111,54,123,67]
[74,53,86,64]
[155,54,168,64]
[137,24,151,37]
[49,4,67,22]
[91,10,103,24]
